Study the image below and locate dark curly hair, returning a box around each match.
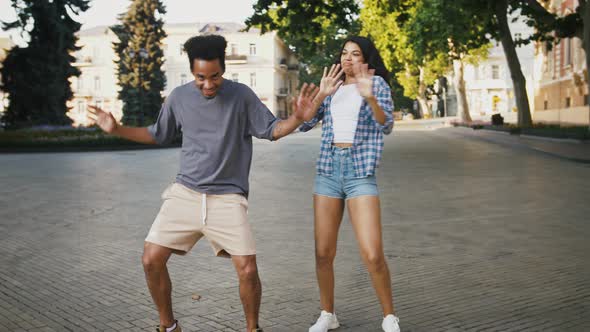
[337,36,391,85]
[183,34,227,72]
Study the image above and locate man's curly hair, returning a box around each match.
[183,35,227,72]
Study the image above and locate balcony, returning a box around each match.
[73,55,93,67]
[277,87,289,97]
[73,89,95,97]
[226,54,248,64]
[279,58,298,71]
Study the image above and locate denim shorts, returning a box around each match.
[314,146,379,200]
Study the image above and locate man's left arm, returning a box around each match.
[272,83,320,140]
[272,114,304,140]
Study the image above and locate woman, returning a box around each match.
[300,36,400,332]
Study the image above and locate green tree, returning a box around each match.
[459,0,584,127]
[1,0,89,129]
[246,0,360,83]
[414,0,539,127]
[406,0,492,122]
[112,0,167,126]
[485,0,534,127]
[362,0,451,117]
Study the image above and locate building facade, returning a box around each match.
[68,22,299,127]
[533,0,589,125]
[462,13,536,124]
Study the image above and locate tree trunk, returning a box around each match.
[495,0,533,127]
[453,58,472,123]
[417,66,429,118]
[581,0,590,108]
[580,0,590,130]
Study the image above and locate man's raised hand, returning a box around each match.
[87,106,117,134]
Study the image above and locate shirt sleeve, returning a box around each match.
[299,98,327,132]
[372,76,394,135]
[245,86,280,141]
[147,92,181,145]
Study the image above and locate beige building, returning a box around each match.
[0,37,15,116]
[68,22,299,127]
[533,0,589,125]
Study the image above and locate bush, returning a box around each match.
[491,114,504,126]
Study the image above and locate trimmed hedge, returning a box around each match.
[0,127,181,152]
[452,122,590,140]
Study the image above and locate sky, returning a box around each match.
[0,0,258,45]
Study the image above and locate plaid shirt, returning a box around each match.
[300,75,394,178]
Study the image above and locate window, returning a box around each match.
[231,43,238,55]
[544,100,548,110]
[250,72,256,87]
[564,38,573,66]
[565,97,571,108]
[514,33,522,40]
[474,65,480,80]
[249,43,256,55]
[492,65,500,79]
[94,76,101,90]
[584,94,589,106]
[180,74,187,85]
[232,73,239,82]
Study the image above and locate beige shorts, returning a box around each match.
[145,183,256,257]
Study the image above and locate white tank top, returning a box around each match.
[331,84,363,143]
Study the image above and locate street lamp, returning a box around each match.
[128,47,148,124]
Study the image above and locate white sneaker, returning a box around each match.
[382,314,401,332]
[309,310,340,332]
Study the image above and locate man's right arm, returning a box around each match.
[87,106,158,145]
[111,125,157,145]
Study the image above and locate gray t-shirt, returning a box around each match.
[148,79,279,196]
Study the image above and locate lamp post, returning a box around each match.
[128,47,148,125]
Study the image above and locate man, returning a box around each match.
[88,34,319,332]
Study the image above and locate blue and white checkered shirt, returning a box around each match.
[300,75,394,178]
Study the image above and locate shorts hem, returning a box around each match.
[215,248,256,257]
[345,193,379,201]
[313,192,344,200]
[144,239,190,255]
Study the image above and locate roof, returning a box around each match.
[79,22,262,36]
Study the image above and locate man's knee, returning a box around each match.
[142,244,169,273]
[235,257,259,282]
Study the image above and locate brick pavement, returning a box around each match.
[1,128,589,331]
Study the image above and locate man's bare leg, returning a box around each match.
[232,254,261,331]
[142,242,176,327]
